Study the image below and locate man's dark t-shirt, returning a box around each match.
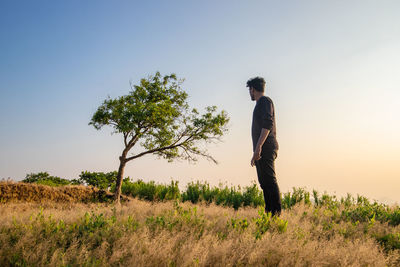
[252,96,279,152]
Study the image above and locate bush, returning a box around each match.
[182,181,202,204]
[253,207,288,239]
[78,171,117,190]
[388,208,400,226]
[375,233,400,251]
[159,180,180,200]
[281,187,310,209]
[242,182,264,207]
[22,172,72,186]
[117,178,180,201]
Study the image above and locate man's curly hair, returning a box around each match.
[246,77,266,92]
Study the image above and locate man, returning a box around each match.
[247,76,282,217]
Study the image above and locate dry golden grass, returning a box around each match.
[1,196,400,266]
[0,180,129,203]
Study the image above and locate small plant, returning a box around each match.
[182,181,202,203]
[375,233,400,251]
[253,207,289,239]
[78,212,116,235]
[242,182,264,207]
[228,217,249,232]
[388,208,400,226]
[126,215,139,231]
[254,208,272,239]
[281,187,310,209]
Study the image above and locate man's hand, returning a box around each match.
[251,147,262,167]
[251,128,269,166]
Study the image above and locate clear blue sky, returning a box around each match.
[1,1,399,204]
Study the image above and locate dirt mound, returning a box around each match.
[0,181,130,203]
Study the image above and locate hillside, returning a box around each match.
[0,181,399,266]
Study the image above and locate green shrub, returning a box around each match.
[375,233,400,251]
[388,208,400,226]
[228,217,249,232]
[253,208,288,239]
[242,182,264,207]
[159,180,180,200]
[341,201,391,225]
[22,172,72,186]
[118,178,180,201]
[182,181,202,203]
[282,187,310,209]
[78,171,117,190]
[145,202,205,234]
[227,186,243,210]
[212,183,244,209]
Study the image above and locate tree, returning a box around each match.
[89,72,230,204]
[78,171,118,190]
[22,172,80,186]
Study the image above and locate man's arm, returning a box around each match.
[251,128,270,166]
[251,98,274,166]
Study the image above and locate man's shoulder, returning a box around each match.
[259,96,273,105]
[264,96,273,102]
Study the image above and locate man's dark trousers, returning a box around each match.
[255,149,282,216]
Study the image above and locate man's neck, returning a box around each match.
[255,93,265,102]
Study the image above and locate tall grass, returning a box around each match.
[3,179,400,228]
[112,179,400,228]
[1,198,399,266]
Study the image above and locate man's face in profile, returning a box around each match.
[249,87,255,101]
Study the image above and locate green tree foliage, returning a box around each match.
[22,172,78,187]
[78,171,117,190]
[89,72,230,203]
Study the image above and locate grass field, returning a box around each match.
[0,181,399,266]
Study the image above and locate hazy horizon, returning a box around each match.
[1,1,399,205]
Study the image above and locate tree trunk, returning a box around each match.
[114,156,127,204]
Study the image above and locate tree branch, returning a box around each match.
[123,132,128,147]
[125,133,196,162]
[109,121,119,128]
[126,134,138,148]
[124,123,220,163]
